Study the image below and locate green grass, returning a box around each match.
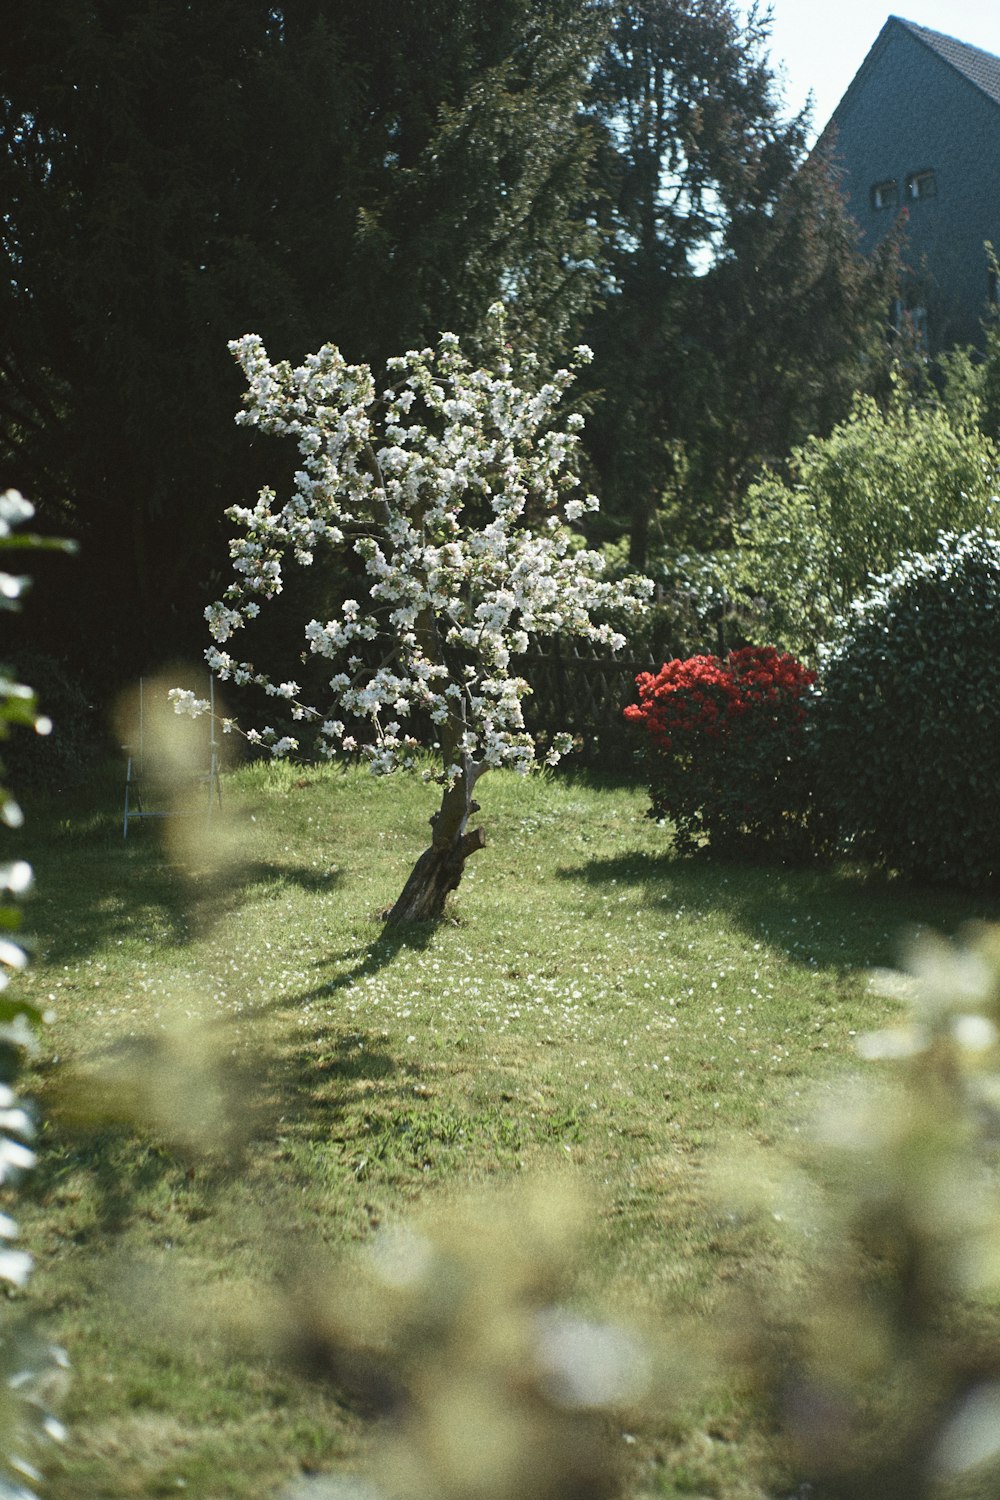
[6,759,998,1499]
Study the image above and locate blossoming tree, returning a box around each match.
[175,310,649,923]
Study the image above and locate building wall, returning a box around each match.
[827,22,1000,349]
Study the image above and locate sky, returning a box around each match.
[752,1,1000,138]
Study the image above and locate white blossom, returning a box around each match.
[187,322,648,778]
[167,689,210,719]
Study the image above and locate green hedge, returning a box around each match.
[815,530,1000,888]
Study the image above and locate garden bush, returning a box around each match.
[716,392,1000,658]
[625,645,818,858]
[815,530,1000,889]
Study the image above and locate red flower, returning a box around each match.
[624,645,815,852]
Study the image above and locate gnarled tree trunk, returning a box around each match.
[382,762,487,925]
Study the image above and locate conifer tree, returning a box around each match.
[583,0,898,563]
[0,0,605,684]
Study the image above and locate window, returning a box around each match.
[905,169,937,201]
[870,179,898,210]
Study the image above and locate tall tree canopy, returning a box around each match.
[0,0,605,685]
[2,0,901,686]
[582,0,898,566]
[676,146,900,545]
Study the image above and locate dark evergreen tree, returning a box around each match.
[678,145,901,544]
[0,0,605,687]
[583,1,898,565]
[582,0,795,566]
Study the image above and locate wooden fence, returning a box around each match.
[517,638,657,767]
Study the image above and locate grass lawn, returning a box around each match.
[6,758,997,1499]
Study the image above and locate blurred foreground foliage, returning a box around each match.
[0,491,74,1498]
[713,924,1000,1499]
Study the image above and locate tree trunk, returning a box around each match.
[382,766,487,925]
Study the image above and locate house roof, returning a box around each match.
[823,15,1000,136]
[897,16,1000,109]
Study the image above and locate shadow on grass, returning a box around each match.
[213,917,439,1026]
[28,1134,193,1238]
[557,849,999,971]
[29,925,439,1234]
[23,850,343,964]
[549,761,644,795]
[30,1023,410,1233]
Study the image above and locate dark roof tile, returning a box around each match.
[896,16,1000,109]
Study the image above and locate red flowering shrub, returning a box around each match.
[624,646,819,857]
